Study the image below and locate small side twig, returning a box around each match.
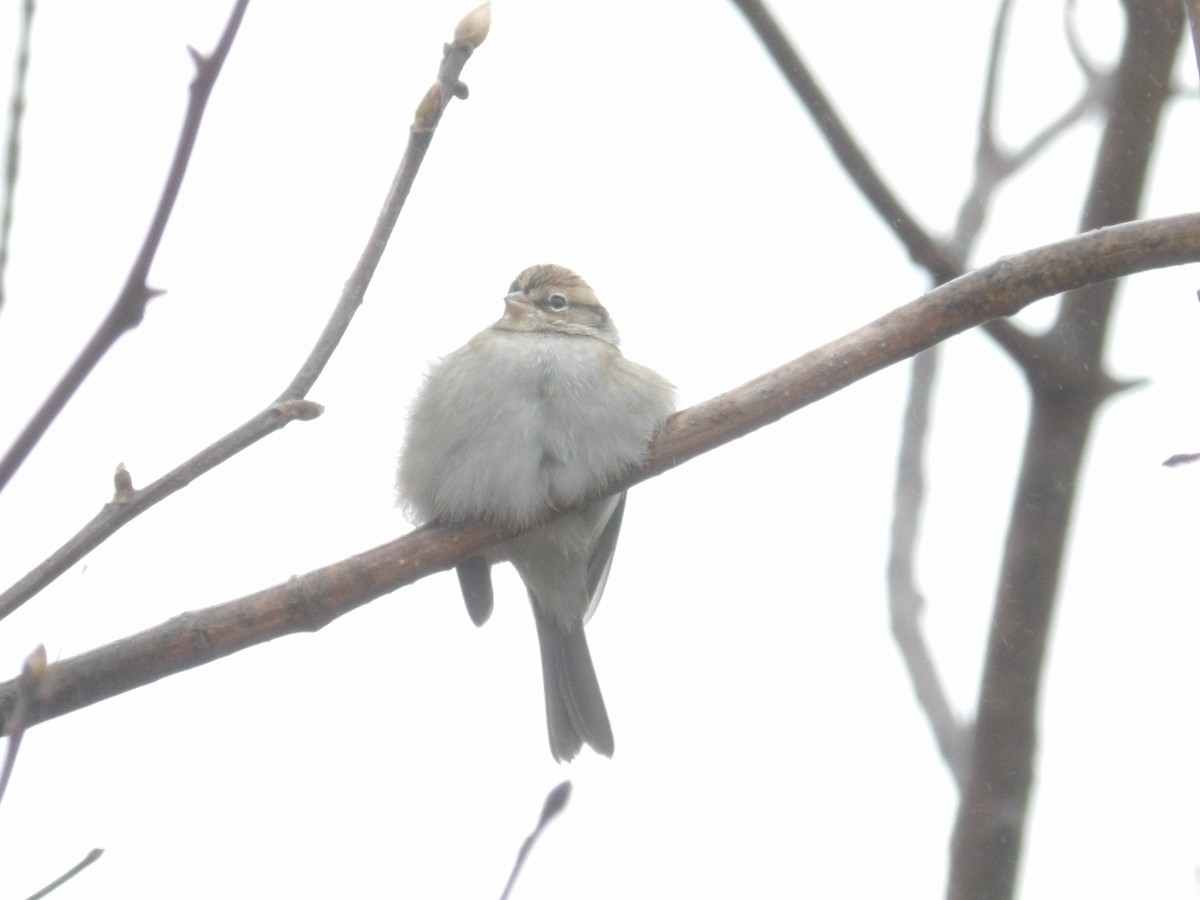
[0,3,492,623]
[499,781,572,900]
[1064,0,1105,81]
[955,0,1110,247]
[0,0,250,494]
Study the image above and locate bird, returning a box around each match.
[397,264,676,761]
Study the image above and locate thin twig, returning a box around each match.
[1,212,1198,734]
[955,0,1109,246]
[977,0,1017,156]
[281,1,490,400]
[0,3,492,623]
[0,0,249,494]
[885,1,1022,766]
[886,349,969,785]
[727,0,963,283]
[1005,79,1107,174]
[0,0,36,314]
[952,0,1020,249]
[499,781,572,900]
[22,848,104,900]
[1064,0,1104,81]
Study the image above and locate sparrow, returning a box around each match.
[397,264,676,761]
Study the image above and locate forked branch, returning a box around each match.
[0,3,493,624]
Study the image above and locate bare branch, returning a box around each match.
[280,2,489,400]
[21,848,104,900]
[1065,0,1105,81]
[0,400,318,621]
[976,0,1018,158]
[499,781,572,900]
[888,2,1015,748]
[1,212,1198,735]
[887,349,969,784]
[1005,78,1107,174]
[726,4,1106,759]
[0,8,490,623]
[0,0,250,494]
[948,4,1183,898]
[728,0,963,284]
[0,0,35,314]
[954,0,1110,248]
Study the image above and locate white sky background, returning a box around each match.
[0,1,1198,897]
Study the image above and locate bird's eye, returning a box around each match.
[546,293,568,311]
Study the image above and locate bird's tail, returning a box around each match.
[532,606,614,762]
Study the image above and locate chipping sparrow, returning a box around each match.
[397,264,676,762]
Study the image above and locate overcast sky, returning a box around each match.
[0,2,1198,898]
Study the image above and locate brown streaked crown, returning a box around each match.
[508,264,592,296]
[500,264,619,345]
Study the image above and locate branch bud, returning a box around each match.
[454,2,492,50]
[23,644,47,680]
[113,462,135,502]
[414,83,444,131]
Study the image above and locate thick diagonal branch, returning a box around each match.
[1,212,1198,735]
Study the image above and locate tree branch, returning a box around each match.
[887,349,969,785]
[728,0,964,284]
[280,1,490,400]
[0,3,492,623]
[22,848,104,900]
[0,0,250,494]
[733,2,1122,769]
[954,0,1112,249]
[947,4,1183,899]
[2,211,1198,735]
[0,0,36,315]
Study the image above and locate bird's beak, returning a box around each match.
[503,292,535,317]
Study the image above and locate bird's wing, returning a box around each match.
[584,492,626,622]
